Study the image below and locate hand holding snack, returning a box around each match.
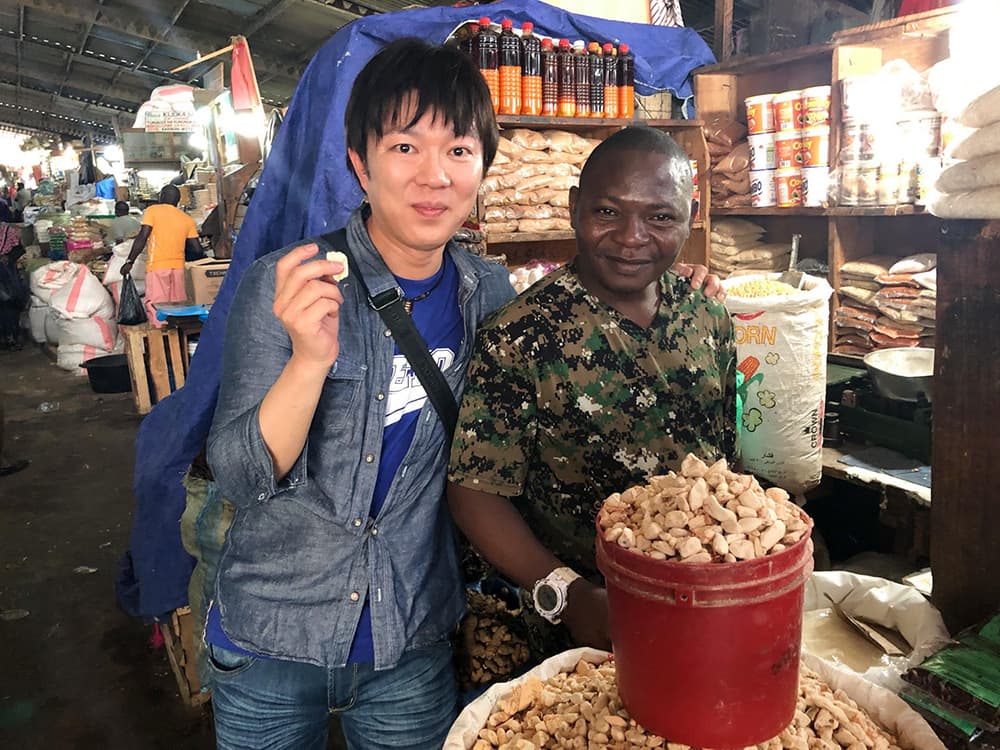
[273,243,345,370]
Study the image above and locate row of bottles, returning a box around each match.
[462,18,634,119]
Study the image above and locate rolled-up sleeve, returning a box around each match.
[207,258,308,507]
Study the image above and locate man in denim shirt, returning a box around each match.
[204,39,719,750]
[205,40,511,749]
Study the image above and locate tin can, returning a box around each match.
[745,94,776,134]
[801,126,830,168]
[840,164,861,206]
[898,110,942,157]
[776,168,805,207]
[801,85,832,128]
[858,165,879,206]
[802,166,829,207]
[748,132,777,170]
[775,130,805,169]
[750,169,777,207]
[916,157,942,205]
[877,162,900,206]
[773,89,805,131]
[898,162,918,204]
[840,119,876,162]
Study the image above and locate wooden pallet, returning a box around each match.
[120,323,191,415]
[160,606,211,708]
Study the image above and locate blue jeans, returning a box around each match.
[208,641,457,750]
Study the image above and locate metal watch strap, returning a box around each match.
[320,229,458,438]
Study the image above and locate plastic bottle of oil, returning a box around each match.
[557,39,576,118]
[588,42,605,118]
[602,43,619,119]
[498,19,521,115]
[618,42,635,119]
[520,22,542,116]
[460,22,479,60]
[541,37,559,117]
[572,40,590,117]
[477,18,499,112]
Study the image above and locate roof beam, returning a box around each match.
[0,100,115,137]
[16,4,23,91]
[54,0,104,104]
[244,0,298,38]
[0,70,137,114]
[17,0,306,80]
[0,80,119,123]
[0,25,188,87]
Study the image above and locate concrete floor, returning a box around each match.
[0,345,215,748]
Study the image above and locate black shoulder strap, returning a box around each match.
[321,229,458,438]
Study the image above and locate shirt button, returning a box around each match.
[383,329,392,337]
[371,527,378,536]
[365,454,375,463]
[350,591,360,602]
[376,392,385,401]
[257,493,266,501]
[353,518,362,527]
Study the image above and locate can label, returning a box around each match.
[750,169,777,207]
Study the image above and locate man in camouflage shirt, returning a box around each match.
[448,126,737,667]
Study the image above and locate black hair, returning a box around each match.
[16,182,24,189]
[159,184,180,205]
[579,126,693,195]
[344,38,498,179]
[114,200,130,216]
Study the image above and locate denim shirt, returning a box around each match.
[206,209,515,670]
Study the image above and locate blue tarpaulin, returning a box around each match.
[116,0,716,618]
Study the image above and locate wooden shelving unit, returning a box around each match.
[485,116,712,268]
[694,8,956,348]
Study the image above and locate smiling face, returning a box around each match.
[570,149,693,307]
[348,104,484,263]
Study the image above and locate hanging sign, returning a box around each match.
[144,110,197,133]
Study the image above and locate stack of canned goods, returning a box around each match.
[745,86,831,208]
[838,74,942,207]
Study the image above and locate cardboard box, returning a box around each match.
[185,257,230,305]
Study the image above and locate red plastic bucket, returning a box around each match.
[596,510,814,748]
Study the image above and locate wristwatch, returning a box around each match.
[531,566,581,624]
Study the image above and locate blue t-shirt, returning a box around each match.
[206,252,463,664]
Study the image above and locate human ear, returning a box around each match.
[347,149,369,192]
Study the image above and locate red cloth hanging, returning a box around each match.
[230,36,262,111]
[898,0,957,16]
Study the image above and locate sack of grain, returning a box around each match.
[723,274,833,495]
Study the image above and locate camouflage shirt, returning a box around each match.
[449,261,738,580]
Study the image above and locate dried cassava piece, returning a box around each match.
[599,454,809,563]
[473,660,904,750]
[455,590,531,690]
[325,250,349,281]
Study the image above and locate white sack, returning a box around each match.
[723,273,834,495]
[57,315,118,351]
[803,571,950,690]
[928,186,1000,219]
[30,261,79,303]
[48,264,114,321]
[44,307,61,345]
[56,343,113,374]
[27,296,48,344]
[957,82,1000,129]
[445,647,946,750]
[950,121,1000,161]
[936,152,1000,193]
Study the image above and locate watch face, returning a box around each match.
[536,583,559,612]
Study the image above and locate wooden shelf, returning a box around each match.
[695,44,834,76]
[496,115,703,130]
[486,230,575,244]
[712,205,930,218]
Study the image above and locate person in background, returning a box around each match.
[0,221,26,350]
[448,126,738,667]
[110,201,141,243]
[14,182,31,215]
[121,185,201,325]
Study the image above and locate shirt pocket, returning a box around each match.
[317,356,367,434]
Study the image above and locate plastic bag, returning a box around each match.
[118,274,146,326]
